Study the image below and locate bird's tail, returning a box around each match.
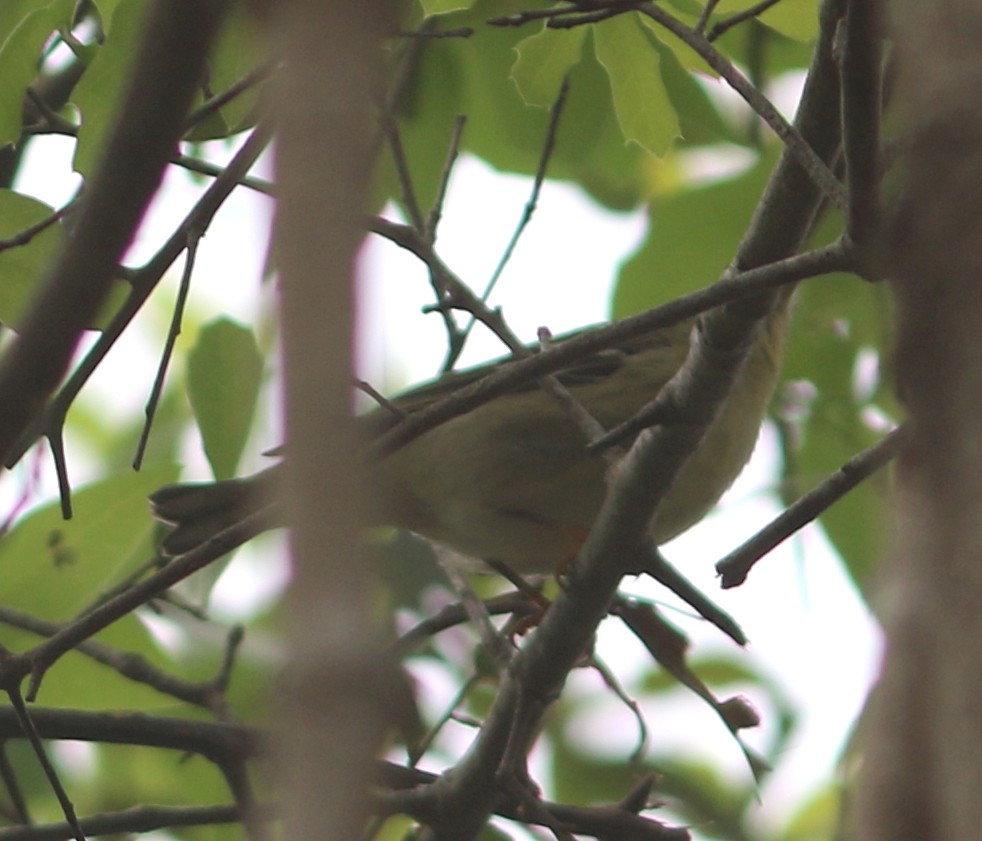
[150,466,281,556]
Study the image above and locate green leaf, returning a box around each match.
[638,12,718,78]
[0,615,177,711]
[90,0,130,29]
[186,317,264,480]
[511,25,586,107]
[0,464,179,619]
[184,6,268,141]
[0,190,63,329]
[612,150,774,316]
[717,0,820,41]
[71,0,146,177]
[655,38,740,147]
[592,15,680,156]
[385,1,655,211]
[0,189,128,330]
[780,271,894,592]
[420,0,477,14]
[776,783,841,841]
[0,0,74,147]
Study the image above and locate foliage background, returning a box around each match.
[0,0,894,839]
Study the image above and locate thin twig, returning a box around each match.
[637,1,847,212]
[640,547,746,644]
[445,77,570,370]
[369,217,619,450]
[425,115,467,243]
[424,116,471,364]
[474,77,570,318]
[379,112,426,233]
[589,654,649,764]
[0,804,268,841]
[46,432,72,520]
[133,229,200,469]
[716,425,904,588]
[488,7,582,27]
[5,688,84,841]
[4,123,272,475]
[0,201,77,253]
[395,26,475,38]
[171,154,274,194]
[387,591,537,658]
[369,238,852,460]
[707,0,784,41]
[0,605,241,712]
[0,507,275,701]
[408,674,481,767]
[182,61,276,133]
[696,0,722,33]
[0,743,29,824]
[439,562,515,670]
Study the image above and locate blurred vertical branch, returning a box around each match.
[850,1,982,839]
[266,1,392,839]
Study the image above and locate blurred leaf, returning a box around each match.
[554,39,653,209]
[726,0,820,41]
[655,39,741,148]
[648,757,753,838]
[0,463,178,619]
[477,823,517,841]
[71,0,145,177]
[369,815,417,841]
[372,530,447,612]
[74,742,230,810]
[0,0,74,147]
[780,259,895,592]
[713,17,815,82]
[618,600,767,782]
[550,736,642,806]
[0,190,62,328]
[511,24,586,107]
[421,0,477,14]
[183,6,267,141]
[90,0,130,28]
[0,615,180,711]
[638,12,719,78]
[612,149,774,317]
[776,783,841,841]
[390,1,653,211]
[186,317,264,480]
[593,15,680,156]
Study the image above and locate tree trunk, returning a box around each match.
[850,3,982,839]
[270,2,391,839]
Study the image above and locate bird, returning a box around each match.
[150,294,792,571]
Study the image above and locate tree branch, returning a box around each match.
[0,0,233,466]
[717,426,903,588]
[418,1,847,837]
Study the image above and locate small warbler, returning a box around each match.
[151,295,791,570]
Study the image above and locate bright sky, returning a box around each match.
[12,128,882,837]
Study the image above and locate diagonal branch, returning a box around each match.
[717,426,903,588]
[0,0,234,467]
[4,124,272,479]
